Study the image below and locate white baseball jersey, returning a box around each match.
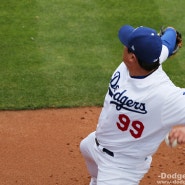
[96,58,185,159]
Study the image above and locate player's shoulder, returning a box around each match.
[111,62,127,77]
[160,82,185,106]
[115,62,126,70]
[114,62,127,73]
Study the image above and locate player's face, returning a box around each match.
[123,46,138,68]
[123,46,131,62]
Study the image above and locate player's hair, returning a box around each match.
[128,48,160,71]
[137,58,160,71]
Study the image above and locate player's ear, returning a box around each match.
[129,52,137,64]
[126,47,137,63]
[123,47,137,64]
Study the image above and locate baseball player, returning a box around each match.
[80,25,184,185]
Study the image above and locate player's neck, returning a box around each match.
[130,69,155,77]
[123,54,157,78]
[127,64,156,78]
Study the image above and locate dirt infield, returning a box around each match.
[0,107,184,185]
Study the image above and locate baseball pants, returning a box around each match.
[80,131,152,185]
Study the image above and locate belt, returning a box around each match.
[95,138,114,157]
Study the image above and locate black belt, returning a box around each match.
[95,138,114,157]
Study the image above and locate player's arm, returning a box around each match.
[159,27,177,64]
[162,87,185,146]
[161,27,177,56]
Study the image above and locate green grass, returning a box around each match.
[0,0,185,110]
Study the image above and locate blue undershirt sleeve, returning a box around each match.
[161,28,176,56]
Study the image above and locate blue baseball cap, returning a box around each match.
[118,25,162,63]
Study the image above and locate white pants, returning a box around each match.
[80,132,152,185]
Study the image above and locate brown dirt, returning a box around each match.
[0,107,184,185]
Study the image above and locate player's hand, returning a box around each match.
[169,126,185,145]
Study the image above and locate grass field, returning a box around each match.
[1,0,185,110]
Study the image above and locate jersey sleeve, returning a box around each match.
[159,45,169,64]
[161,88,185,128]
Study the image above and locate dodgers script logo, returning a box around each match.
[109,71,147,114]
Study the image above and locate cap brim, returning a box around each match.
[118,25,134,47]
